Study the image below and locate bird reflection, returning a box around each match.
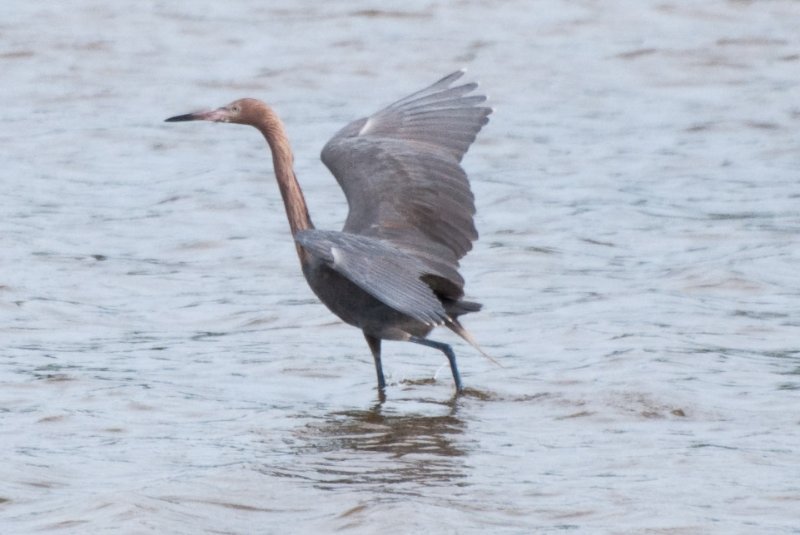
[322,401,465,457]
[288,399,468,489]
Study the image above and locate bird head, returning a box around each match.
[165,98,266,126]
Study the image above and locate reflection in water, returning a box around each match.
[273,400,468,490]
[316,402,466,457]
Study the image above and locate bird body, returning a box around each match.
[166,71,492,395]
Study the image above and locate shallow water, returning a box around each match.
[2,1,800,533]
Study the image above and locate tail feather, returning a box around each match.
[446,318,502,367]
[443,298,482,317]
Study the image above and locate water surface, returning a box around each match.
[2,1,799,533]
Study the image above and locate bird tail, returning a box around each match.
[446,299,482,317]
[446,318,502,367]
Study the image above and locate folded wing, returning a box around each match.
[296,229,448,326]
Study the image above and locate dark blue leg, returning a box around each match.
[409,336,464,393]
[364,334,386,393]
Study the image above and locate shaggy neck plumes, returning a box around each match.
[249,104,314,239]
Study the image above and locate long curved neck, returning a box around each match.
[254,108,314,238]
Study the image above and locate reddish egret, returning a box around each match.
[165,71,492,395]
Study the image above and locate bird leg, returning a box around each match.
[364,334,386,393]
[409,336,464,393]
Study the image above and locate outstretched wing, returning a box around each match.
[320,71,491,299]
[295,229,448,326]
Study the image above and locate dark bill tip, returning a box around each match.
[164,113,200,123]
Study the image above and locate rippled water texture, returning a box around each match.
[2,1,799,533]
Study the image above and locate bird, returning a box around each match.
[165,70,492,396]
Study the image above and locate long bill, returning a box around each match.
[165,109,229,122]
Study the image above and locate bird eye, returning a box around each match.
[232,105,240,113]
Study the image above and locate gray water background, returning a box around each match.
[2,1,799,533]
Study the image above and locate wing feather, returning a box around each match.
[296,229,448,326]
[320,71,491,300]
